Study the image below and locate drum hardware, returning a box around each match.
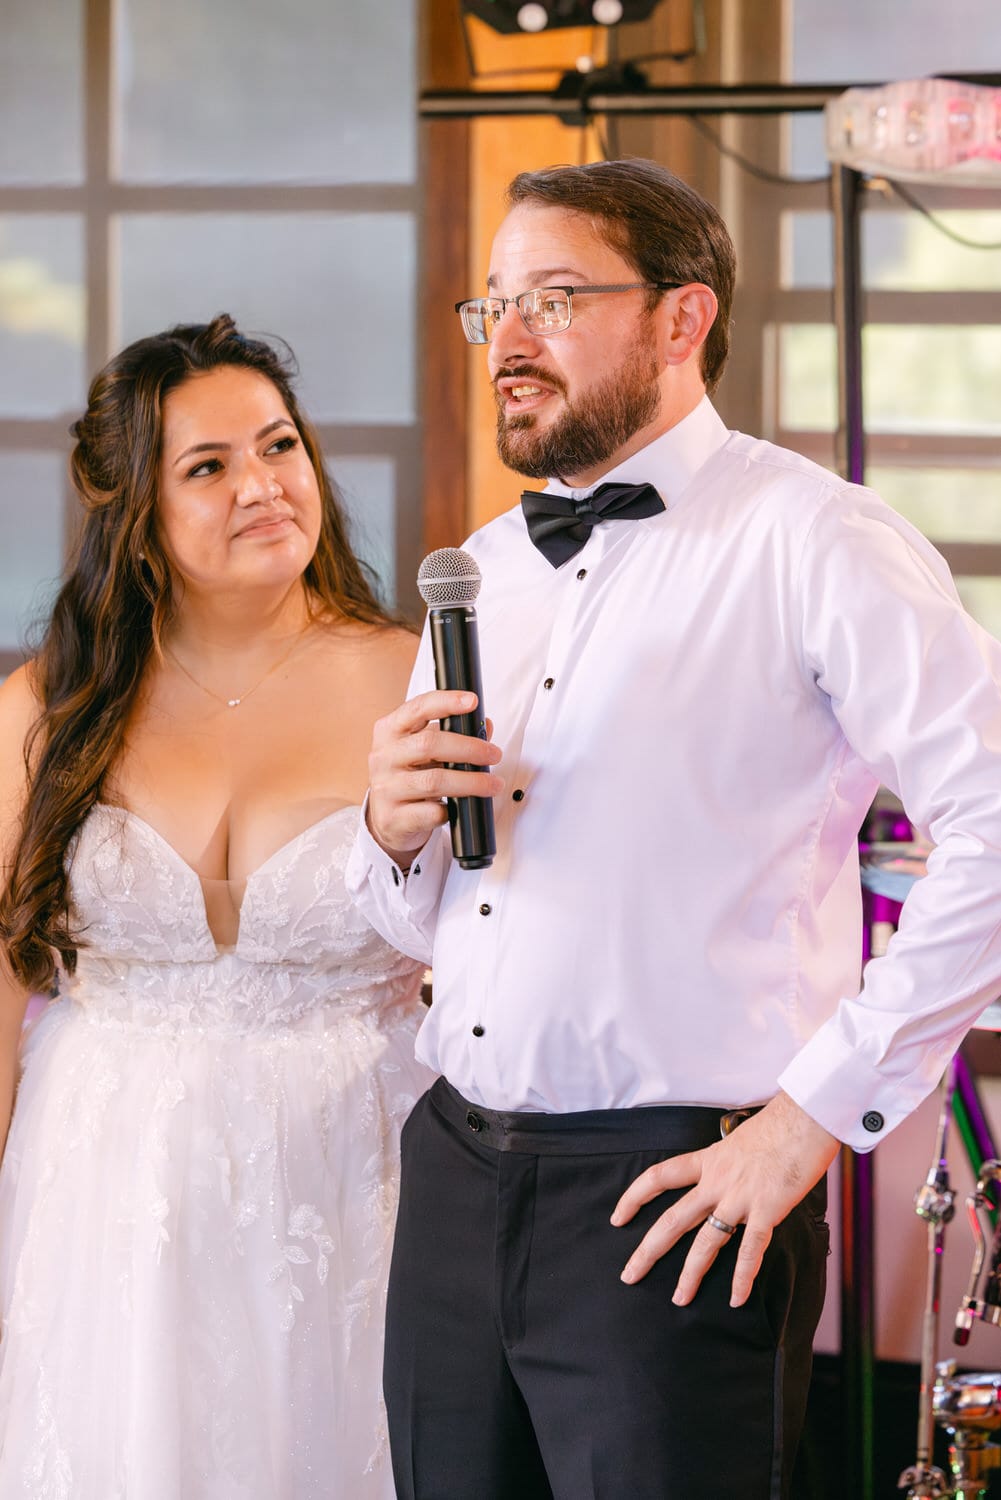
[929,1364,1001,1499]
[954,1161,1001,1345]
[899,1057,958,1498]
[860,841,1001,1496]
[903,1161,1001,1499]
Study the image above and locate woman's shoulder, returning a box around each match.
[0,663,43,831]
[0,662,42,743]
[313,618,417,701]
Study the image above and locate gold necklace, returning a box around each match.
[165,629,309,710]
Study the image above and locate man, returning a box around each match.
[346,158,1001,1499]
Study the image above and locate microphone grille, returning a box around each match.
[417,547,482,607]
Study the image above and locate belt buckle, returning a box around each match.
[719,1107,752,1138]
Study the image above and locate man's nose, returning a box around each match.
[488,301,542,370]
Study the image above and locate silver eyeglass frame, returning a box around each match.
[454,281,685,344]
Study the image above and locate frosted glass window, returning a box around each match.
[115,0,416,185]
[0,3,84,184]
[785,210,1001,291]
[779,324,1001,435]
[865,325,1001,436]
[0,454,66,651]
[118,214,416,424]
[0,218,86,418]
[788,0,1001,175]
[868,468,1001,544]
[778,324,837,432]
[955,578,1001,642]
[331,457,397,603]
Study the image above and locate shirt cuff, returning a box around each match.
[777,1022,933,1152]
[344,798,449,964]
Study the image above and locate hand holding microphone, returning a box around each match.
[365,549,501,870]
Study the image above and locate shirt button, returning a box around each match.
[576,568,587,580]
[412,863,421,876]
[512,789,525,802]
[543,677,555,690]
[472,1024,485,1037]
[479,903,492,916]
[391,867,400,887]
[862,1111,885,1133]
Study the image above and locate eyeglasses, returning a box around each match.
[454,282,684,345]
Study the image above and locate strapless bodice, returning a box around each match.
[62,802,424,1034]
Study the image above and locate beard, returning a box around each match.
[493,332,661,482]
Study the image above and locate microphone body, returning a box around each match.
[429,605,495,870]
[417,548,496,871]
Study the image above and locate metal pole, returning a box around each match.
[832,163,866,487]
[846,873,877,1500]
[419,74,1001,121]
[420,81,848,119]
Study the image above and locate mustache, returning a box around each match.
[492,363,568,399]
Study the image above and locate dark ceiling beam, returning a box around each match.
[421,82,850,118]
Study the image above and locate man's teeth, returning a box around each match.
[512,384,542,399]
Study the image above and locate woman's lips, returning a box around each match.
[237,514,294,538]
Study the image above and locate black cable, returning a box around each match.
[688,114,830,187]
[884,178,1001,250]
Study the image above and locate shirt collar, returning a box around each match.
[543,396,730,507]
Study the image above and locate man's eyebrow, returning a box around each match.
[485,269,582,291]
[172,417,294,467]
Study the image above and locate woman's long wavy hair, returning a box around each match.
[1,313,396,993]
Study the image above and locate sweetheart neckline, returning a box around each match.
[90,801,360,889]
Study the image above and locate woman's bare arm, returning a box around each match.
[0,666,42,1157]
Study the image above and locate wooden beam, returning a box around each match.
[421,0,472,554]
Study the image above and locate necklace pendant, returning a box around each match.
[227,697,241,708]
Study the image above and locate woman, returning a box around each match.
[0,314,433,1498]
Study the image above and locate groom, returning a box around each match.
[347,157,1001,1499]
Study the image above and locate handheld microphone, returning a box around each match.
[416,548,496,871]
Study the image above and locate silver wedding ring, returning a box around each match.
[706,1213,738,1236]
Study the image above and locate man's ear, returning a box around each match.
[658,284,718,368]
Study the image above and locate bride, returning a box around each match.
[0,314,434,1498]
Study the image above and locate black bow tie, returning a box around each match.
[521,481,665,568]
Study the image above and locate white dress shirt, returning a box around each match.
[346,397,1001,1151]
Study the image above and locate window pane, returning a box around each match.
[788,0,1001,174]
[118,214,416,424]
[785,210,1001,291]
[778,324,1001,436]
[778,324,837,431]
[865,325,1001,436]
[0,3,83,184]
[955,577,1001,642]
[332,456,397,603]
[0,217,86,417]
[0,455,65,652]
[115,0,416,185]
[868,468,1001,544]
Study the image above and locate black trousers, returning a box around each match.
[384,1079,829,1500]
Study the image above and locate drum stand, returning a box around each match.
[899,1056,957,1498]
[899,1058,1001,1499]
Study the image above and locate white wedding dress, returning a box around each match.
[0,802,433,1499]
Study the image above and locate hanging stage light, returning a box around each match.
[462,0,664,34]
